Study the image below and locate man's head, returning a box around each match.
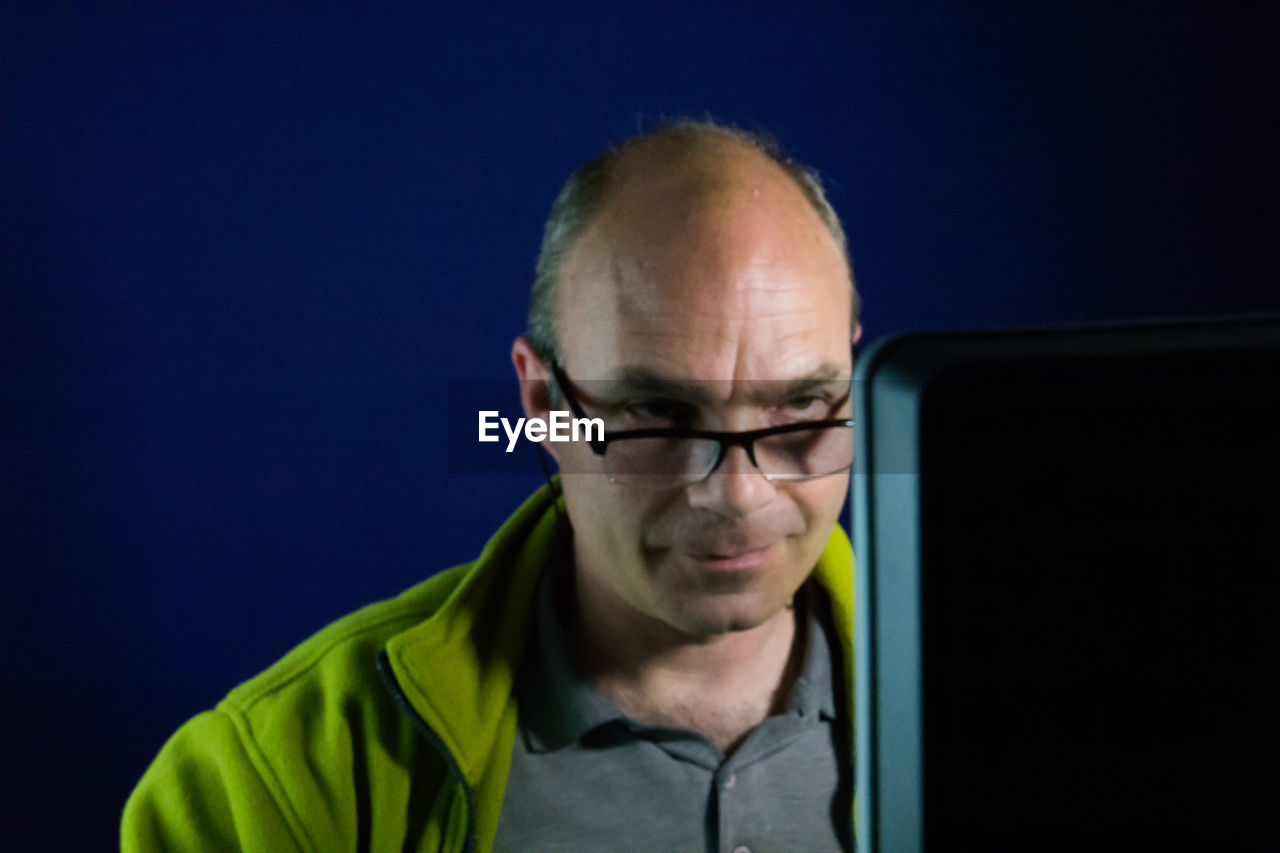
[513,120,860,641]
[525,121,859,365]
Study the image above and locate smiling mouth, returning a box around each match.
[686,544,775,571]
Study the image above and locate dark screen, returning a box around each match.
[919,347,1280,848]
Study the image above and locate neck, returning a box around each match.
[568,564,807,751]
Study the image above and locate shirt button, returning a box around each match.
[732,846,751,853]
[724,773,737,790]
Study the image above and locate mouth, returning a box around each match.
[685,543,776,572]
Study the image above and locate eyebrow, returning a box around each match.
[598,362,850,405]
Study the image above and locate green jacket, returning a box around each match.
[122,484,854,852]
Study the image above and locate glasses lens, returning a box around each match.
[755,424,853,479]
[603,436,720,487]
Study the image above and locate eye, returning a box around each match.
[624,398,692,424]
[779,395,829,418]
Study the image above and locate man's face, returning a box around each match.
[543,150,854,639]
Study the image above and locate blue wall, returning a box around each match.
[2,3,1276,845]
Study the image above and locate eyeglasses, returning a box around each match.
[549,361,854,489]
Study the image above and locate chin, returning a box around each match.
[684,562,813,630]
[673,590,789,637]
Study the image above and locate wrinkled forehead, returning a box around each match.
[556,153,852,384]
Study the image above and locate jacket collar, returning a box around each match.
[383,481,855,787]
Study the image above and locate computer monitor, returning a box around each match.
[853,316,1280,850]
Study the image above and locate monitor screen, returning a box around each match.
[853,316,1280,850]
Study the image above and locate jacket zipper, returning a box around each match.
[376,650,478,853]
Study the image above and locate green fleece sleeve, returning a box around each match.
[121,709,308,853]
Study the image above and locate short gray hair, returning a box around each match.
[526,119,859,363]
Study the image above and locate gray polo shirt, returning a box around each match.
[493,565,852,852]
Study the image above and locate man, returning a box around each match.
[123,119,862,851]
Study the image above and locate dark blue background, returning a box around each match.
[3,3,1276,845]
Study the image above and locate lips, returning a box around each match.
[688,542,775,559]
[685,542,777,570]
[654,513,798,568]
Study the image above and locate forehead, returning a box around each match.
[556,146,852,383]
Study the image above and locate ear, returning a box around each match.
[852,323,863,347]
[511,336,561,463]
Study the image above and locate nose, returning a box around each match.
[684,444,777,517]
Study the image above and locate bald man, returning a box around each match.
[123,120,860,852]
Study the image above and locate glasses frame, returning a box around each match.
[548,360,854,484]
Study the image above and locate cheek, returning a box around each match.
[560,474,650,555]
[792,475,850,535]
[564,479,694,571]
[549,437,598,476]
